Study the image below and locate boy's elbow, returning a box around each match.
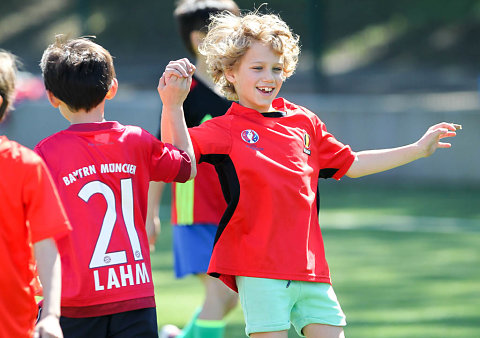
[344,155,364,178]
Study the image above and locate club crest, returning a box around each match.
[241,129,259,144]
[303,132,311,155]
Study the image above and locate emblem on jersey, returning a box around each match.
[241,129,259,144]
[303,132,311,155]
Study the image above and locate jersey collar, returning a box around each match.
[65,121,123,132]
[228,97,287,117]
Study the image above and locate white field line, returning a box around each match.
[320,213,480,234]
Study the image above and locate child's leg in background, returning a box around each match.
[179,274,237,338]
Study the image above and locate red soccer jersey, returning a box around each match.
[189,98,356,292]
[35,121,191,317]
[0,136,70,338]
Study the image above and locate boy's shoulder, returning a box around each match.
[35,129,67,150]
[35,122,148,148]
[0,136,44,169]
[278,97,317,117]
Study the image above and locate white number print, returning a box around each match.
[78,178,144,269]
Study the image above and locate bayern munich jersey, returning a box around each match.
[189,98,356,292]
[35,121,191,316]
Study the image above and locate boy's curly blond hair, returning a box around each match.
[199,11,300,101]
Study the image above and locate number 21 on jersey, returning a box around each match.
[78,178,144,269]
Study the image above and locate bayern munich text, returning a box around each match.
[62,162,137,186]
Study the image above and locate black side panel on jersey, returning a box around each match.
[199,154,240,253]
[319,168,339,179]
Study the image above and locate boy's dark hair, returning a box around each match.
[174,0,240,56]
[40,35,116,112]
[0,50,17,121]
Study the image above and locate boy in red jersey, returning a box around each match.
[35,36,196,337]
[148,1,240,337]
[0,50,71,338]
[160,10,461,338]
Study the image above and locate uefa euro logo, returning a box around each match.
[241,129,259,144]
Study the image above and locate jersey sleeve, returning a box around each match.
[149,136,192,183]
[314,117,356,180]
[189,117,232,162]
[24,155,71,243]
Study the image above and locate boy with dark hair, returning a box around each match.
[0,49,71,338]
[148,1,240,338]
[161,10,461,338]
[35,35,196,337]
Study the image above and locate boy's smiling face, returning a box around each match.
[225,41,284,112]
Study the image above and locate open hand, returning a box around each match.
[416,122,461,157]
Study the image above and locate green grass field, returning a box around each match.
[151,181,480,337]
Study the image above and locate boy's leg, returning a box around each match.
[180,275,237,338]
[109,307,158,338]
[302,324,345,338]
[200,274,238,318]
[290,282,346,338]
[174,225,235,338]
[60,316,108,338]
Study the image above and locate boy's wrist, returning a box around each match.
[40,311,61,320]
[162,104,183,112]
[411,142,427,159]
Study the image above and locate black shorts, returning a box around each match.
[60,307,157,338]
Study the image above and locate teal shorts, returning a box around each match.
[236,276,346,337]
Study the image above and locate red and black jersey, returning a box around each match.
[189,98,356,292]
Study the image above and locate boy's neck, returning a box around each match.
[64,103,106,124]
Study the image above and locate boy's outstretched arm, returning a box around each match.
[158,58,197,180]
[34,238,63,338]
[345,122,460,178]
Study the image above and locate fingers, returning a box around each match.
[438,131,457,139]
[164,58,195,78]
[437,142,452,148]
[430,122,462,132]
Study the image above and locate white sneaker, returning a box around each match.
[159,324,182,338]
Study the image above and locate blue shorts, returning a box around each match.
[173,224,217,278]
[236,276,346,337]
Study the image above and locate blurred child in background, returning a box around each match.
[148,1,240,337]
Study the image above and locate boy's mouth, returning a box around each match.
[257,86,274,94]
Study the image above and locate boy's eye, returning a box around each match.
[252,66,263,70]
[273,67,282,72]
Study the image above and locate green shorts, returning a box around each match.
[236,276,346,337]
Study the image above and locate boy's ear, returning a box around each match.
[224,68,236,84]
[105,78,118,100]
[45,90,61,108]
